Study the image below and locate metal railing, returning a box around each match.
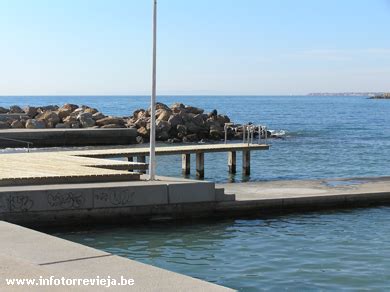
[0,137,34,152]
[224,123,268,145]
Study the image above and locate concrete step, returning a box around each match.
[215,188,236,202]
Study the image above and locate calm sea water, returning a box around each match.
[4,95,390,290]
[1,95,390,182]
[54,207,390,291]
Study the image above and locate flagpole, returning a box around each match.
[149,0,157,180]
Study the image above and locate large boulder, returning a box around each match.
[36,111,60,128]
[156,119,171,133]
[39,105,59,112]
[209,124,224,139]
[84,107,98,115]
[137,126,149,137]
[92,112,105,121]
[24,106,38,118]
[25,119,46,129]
[170,102,185,110]
[11,120,24,128]
[61,103,79,112]
[9,105,24,113]
[78,112,96,128]
[0,107,8,114]
[156,109,171,121]
[185,106,204,115]
[132,109,146,120]
[57,108,71,120]
[101,124,124,128]
[95,116,125,127]
[168,114,183,128]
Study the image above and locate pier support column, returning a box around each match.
[196,152,204,179]
[182,154,191,175]
[127,156,134,172]
[228,151,236,174]
[137,156,147,174]
[242,150,250,176]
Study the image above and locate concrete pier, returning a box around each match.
[182,154,190,175]
[0,221,233,291]
[0,128,138,148]
[196,152,205,179]
[228,151,236,174]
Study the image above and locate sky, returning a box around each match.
[0,0,390,95]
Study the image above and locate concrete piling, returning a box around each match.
[182,154,191,175]
[196,153,205,179]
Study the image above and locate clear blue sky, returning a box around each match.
[0,0,389,95]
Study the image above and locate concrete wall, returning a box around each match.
[0,128,137,148]
[0,180,234,226]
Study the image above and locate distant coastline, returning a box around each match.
[307,92,383,97]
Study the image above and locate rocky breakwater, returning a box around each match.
[0,102,272,143]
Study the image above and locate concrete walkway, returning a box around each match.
[0,221,233,291]
[217,176,390,213]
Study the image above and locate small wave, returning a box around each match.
[269,130,287,137]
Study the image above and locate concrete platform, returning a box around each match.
[0,221,233,291]
[0,128,137,148]
[217,176,390,214]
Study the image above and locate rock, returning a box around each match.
[0,121,9,129]
[185,106,204,115]
[9,105,24,113]
[25,119,46,129]
[101,124,123,128]
[134,118,147,128]
[216,115,230,126]
[157,131,170,141]
[95,116,124,127]
[168,114,183,128]
[209,124,224,139]
[177,124,187,135]
[170,102,185,110]
[61,103,79,112]
[156,109,171,121]
[185,121,203,133]
[156,120,171,134]
[24,106,38,118]
[36,111,60,127]
[57,108,71,120]
[78,112,96,128]
[84,107,98,115]
[0,107,8,114]
[192,114,206,127]
[155,102,170,111]
[55,123,67,128]
[39,105,59,112]
[208,109,218,118]
[136,136,144,144]
[92,112,105,121]
[132,109,146,120]
[137,126,149,137]
[10,120,24,128]
[183,133,198,142]
[71,121,81,128]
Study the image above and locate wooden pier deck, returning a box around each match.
[71,143,270,178]
[0,143,269,186]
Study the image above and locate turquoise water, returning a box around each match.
[54,207,390,291]
[1,95,390,182]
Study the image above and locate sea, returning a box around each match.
[2,95,390,291]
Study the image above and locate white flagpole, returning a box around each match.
[149,0,157,180]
